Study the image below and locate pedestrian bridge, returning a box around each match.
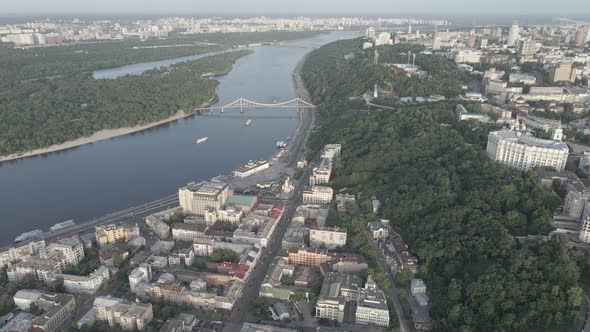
[197,98,316,113]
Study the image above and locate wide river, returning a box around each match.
[0,31,358,245]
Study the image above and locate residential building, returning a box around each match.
[303,186,333,204]
[145,215,171,239]
[368,221,388,240]
[46,236,85,267]
[0,239,46,268]
[288,248,331,267]
[374,32,392,46]
[7,254,59,284]
[54,265,110,294]
[316,272,362,322]
[310,227,347,249]
[564,179,590,219]
[335,193,356,212]
[486,130,568,171]
[178,181,230,216]
[95,223,140,246]
[518,39,537,59]
[14,289,43,311]
[172,223,206,242]
[329,253,369,273]
[281,227,309,251]
[355,275,390,327]
[129,264,152,293]
[509,73,537,85]
[193,238,214,256]
[93,296,153,331]
[550,62,576,83]
[507,22,520,46]
[310,158,333,186]
[18,291,76,332]
[168,247,195,267]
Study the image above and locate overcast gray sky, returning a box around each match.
[3,0,590,15]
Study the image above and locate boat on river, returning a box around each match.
[195,137,209,144]
[246,119,252,126]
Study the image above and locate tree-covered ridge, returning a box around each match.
[302,38,469,120]
[302,38,582,331]
[0,50,251,156]
[328,106,580,331]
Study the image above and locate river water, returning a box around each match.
[0,31,358,245]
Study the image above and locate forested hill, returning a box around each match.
[0,50,251,156]
[303,39,584,331]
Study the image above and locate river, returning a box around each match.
[0,31,358,245]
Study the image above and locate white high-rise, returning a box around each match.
[507,22,520,46]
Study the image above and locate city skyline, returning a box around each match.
[3,0,590,16]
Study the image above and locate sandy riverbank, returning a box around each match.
[0,110,191,163]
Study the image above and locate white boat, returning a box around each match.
[246,119,252,126]
[15,230,44,243]
[50,220,76,232]
[195,137,209,144]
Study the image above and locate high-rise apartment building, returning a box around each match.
[550,62,576,83]
[507,22,520,46]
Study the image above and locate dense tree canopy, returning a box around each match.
[0,50,250,156]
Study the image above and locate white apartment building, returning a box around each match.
[55,265,110,294]
[168,247,195,267]
[129,264,152,293]
[374,32,392,46]
[564,181,590,219]
[310,227,347,249]
[551,62,576,83]
[94,296,153,331]
[303,186,334,204]
[486,130,569,172]
[310,158,333,186]
[7,255,59,284]
[0,239,46,268]
[172,223,206,242]
[178,181,230,216]
[46,236,85,267]
[355,276,390,327]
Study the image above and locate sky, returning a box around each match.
[2,0,590,16]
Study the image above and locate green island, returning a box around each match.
[0,31,320,157]
[302,38,584,331]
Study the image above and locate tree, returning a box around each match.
[54,277,65,293]
[0,299,13,316]
[29,302,38,313]
[211,249,238,263]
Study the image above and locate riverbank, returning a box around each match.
[0,110,191,163]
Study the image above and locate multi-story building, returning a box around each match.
[310,158,333,186]
[0,239,46,268]
[486,130,568,172]
[355,275,390,327]
[172,223,207,242]
[374,32,392,46]
[46,236,85,267]
[321,144,342,161]
[7,255,59,284]
[178,181,230,216]
[129,264,152,293]
[54,265,110,294]
[335,194,356,212]
[310,227,347,249]
[564,179,590,219]
[316,272,362,322]
[507,22,520,46]
[368,221,388,240]
[193,238,214,256]
[13,290,76,332]
[518,39,537,59]
[580,202,590,243]
[288,248,331,267]
[509,73,537,85]
[550,62,576,83]
[94,296,153,331]
[95,223,140,246]
[168,247,195,267]
[303,186,333,204]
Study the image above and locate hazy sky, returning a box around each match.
[3,0,590,15]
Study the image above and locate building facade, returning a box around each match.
[310,227,347,249]
[94,296,153,331]
[95,223,140,246]
[486,130,568,172]
[302,186,333,204]
[178,181,230,216]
